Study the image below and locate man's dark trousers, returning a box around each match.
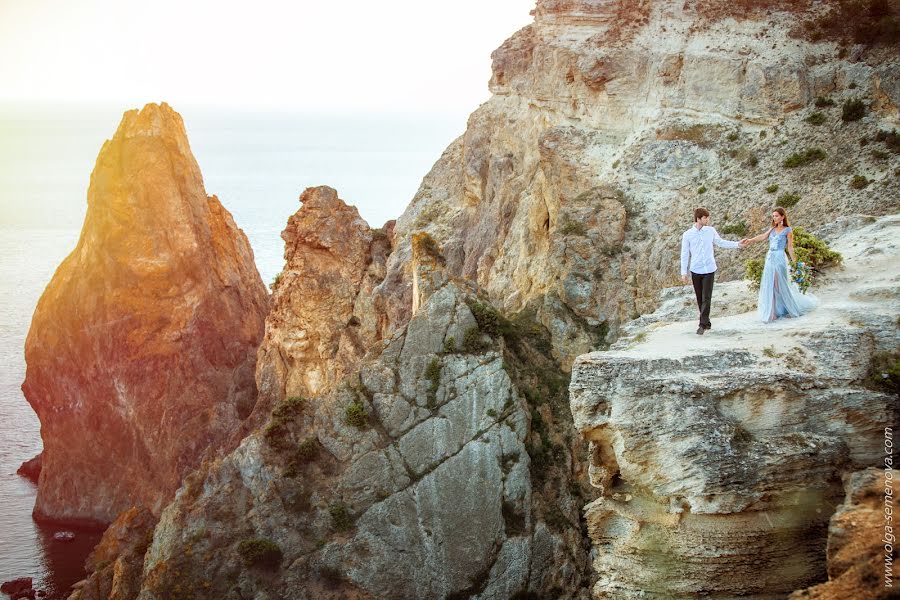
[691,270,715,329]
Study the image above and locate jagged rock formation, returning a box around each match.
[21,102,269,526]
[69,507,157,600]
[130,233,593,600]
[251,186,392,424]
[569,214,900,598]
[374,0,900,366]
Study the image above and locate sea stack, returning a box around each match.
[21,102,269,526]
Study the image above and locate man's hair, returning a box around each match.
[694,207,710,222]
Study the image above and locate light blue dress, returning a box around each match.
[757,226,818,323]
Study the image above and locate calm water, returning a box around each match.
[0,104,462,596]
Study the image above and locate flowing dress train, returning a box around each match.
[757,226,819,323]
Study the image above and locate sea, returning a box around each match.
[0,102,465,597]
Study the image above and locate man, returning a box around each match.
[680,207,747,335]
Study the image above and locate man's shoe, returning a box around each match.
[696,327,705,335]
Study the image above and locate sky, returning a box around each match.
[0,0,537,113]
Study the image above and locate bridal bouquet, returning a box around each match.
[791,260,812,293]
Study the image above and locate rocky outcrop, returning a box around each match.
[251,186,391,426]
[789,468,899,600]
[21,102,269,526]
[569,215,900,598]
[69,507,157,600]
[16,451,42,484]
[374,0,900,366]
[131,233,594,600]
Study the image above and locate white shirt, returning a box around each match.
[680,225,740,276]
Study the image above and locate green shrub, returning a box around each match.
[805,112,826,125]
[411,231,445,265]
[344,401,369,429]
[766,183,779,193]
[329,503,354,532]
[720,221,748,236]
[850,175,870,189]
[697,185,707,194]
[745,154,759,168]
[745,258,764,290]
[842,98,866,122]
[462,326,490,353]
[425,357,441,406]
[814,96,835,107]
[295,437,319,462]
[727,131,740,142]
[559,220,587,236]
[792,227,843,270]
[783,148,826,168]
[273,396,305,420]
[238,538,282,569]
[467,299,502,336]
[873,149,890,160]
[264,396,305,450]
[865,350,900,396]
[777,192,801,208]
[443,336,456,353]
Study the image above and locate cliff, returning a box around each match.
[119,231,592,600]
[61,0,900,598]
[374,0,899,366]
[569,214,900,597]
[21,102,270,526]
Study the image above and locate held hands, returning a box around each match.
[738,239,751,248]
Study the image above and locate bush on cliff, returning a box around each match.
[842,98,867,122]
[264,396,306,450]
[783,147,826,168]
[238,538,282,569]
[344,400,369,429]
[744,228,841,290]
[865,350,900,396]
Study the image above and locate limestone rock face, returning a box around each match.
[789,468,900,600]
[569,215,900,598]
[21,102,269,525]
[133,241,593,600]
[374,0,900,366]
[252,186,391,424]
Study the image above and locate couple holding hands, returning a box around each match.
[680,206,817,334]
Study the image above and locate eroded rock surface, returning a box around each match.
[570,215,900,598]
[133,236,593,600]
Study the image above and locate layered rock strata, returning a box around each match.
[22,102,269,525]
[569,215,900,598]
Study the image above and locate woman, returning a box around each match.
[741,207,818,323]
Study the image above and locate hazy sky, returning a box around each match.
[0,0,537,112]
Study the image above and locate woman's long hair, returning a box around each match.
[772,206,790,227]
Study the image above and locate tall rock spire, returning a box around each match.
[21,102,270,526]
